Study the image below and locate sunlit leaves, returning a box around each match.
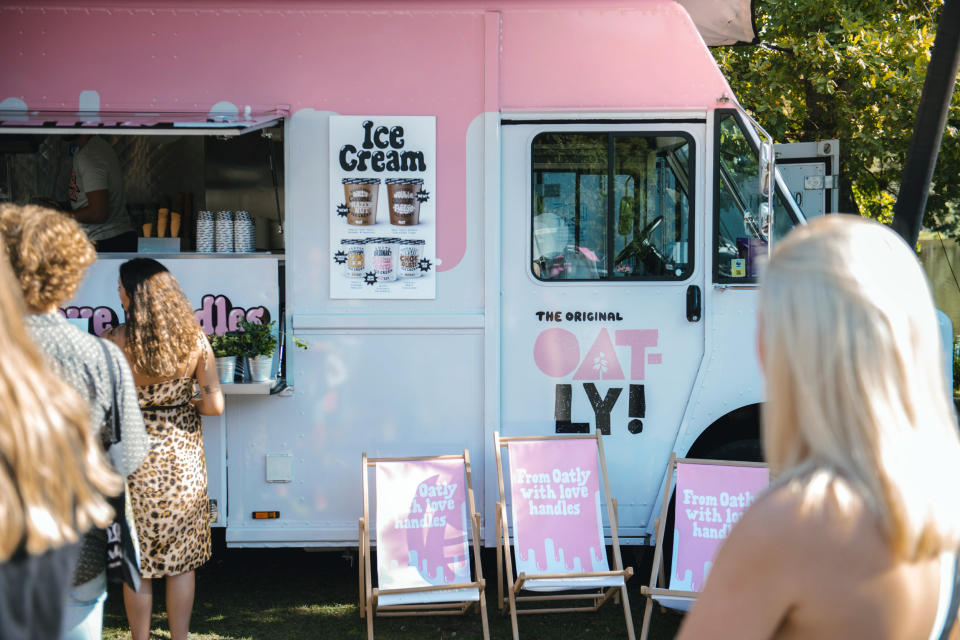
[713,0,960,232]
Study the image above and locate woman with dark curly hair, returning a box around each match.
[104,257,223,640]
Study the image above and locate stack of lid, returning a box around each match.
[233,210,256,252]
[215,210,234,252]
[196,210,215,252]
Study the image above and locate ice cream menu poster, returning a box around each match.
[329,115,437,299]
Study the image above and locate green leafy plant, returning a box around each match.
[209,332,242,358]
[713,1,960,233]
[237,320,278,358]
[236,320,308,358]
[953,335,960,394]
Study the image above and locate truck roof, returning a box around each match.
[0,0,735,114]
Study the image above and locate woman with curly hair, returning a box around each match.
[0,203,149,640]
[104,257,223,640]
[0,240,122,639]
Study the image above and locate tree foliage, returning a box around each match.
[713,0,960,233]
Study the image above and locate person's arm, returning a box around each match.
[192,338,224,416]
[70,189,109,224]
[674,489,797,640]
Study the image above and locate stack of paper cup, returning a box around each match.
[233,210,256,252]
[215,210,234,252]
[196,210,215,252]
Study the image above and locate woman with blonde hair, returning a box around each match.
[0,239,122,639]
[105,257,223,640]
[676,215,960,639]
[0,203,149,640]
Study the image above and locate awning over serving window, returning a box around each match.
[677,0,757,46]
[0,109,284,136]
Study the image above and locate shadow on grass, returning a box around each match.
[103,532,684,639]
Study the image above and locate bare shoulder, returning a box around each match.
[739,472,881,573]
[732,480,811,543]
[189,329,213,373]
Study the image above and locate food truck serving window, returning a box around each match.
[0,109,286,257]
[531,132,694,282]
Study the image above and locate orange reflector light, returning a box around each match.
[252,511,279,519]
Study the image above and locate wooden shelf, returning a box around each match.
[221,382,273,395]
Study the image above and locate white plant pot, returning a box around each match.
[215,356,237,384]
[247,355,274,383]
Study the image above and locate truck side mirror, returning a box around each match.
[759,141,773,199]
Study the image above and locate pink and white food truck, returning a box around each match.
[0,0,804,547]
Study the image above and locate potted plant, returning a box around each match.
[237,320,279,383]
[209,332,242,384]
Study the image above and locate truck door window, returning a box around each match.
[532,132,694,281]
[715,112,799,282]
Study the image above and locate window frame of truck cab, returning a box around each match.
[713,109,803,284]
[530,130,696,283]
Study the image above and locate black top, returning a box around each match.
[0,543,80,639]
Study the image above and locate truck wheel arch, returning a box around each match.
[683,403,763,462]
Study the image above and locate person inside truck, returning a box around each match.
[65,135,137,252]
[532,206,571,278]
[676,215,960,639]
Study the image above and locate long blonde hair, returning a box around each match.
[119,258,201,379]
[759,215,960,560]
[0,244,121,559]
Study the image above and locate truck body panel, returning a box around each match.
[0,0,787,547]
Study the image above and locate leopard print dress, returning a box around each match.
[127,377,212,578]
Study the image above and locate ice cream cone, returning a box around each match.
[157,208,169,238]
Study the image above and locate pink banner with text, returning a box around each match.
[507,439,608,575]
[670,462,769,592]
[375,459,470,590]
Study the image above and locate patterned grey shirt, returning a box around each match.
[24,313,149,586]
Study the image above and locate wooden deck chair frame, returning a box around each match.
[358,450,490,640]
[639,454,766,640]
[494,431,635,640]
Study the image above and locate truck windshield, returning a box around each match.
[715,111,799,281]
[531,131,694,281]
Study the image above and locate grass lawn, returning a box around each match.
[102,533,684,639]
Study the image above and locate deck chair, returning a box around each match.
[494,431,635,640]
[639,454,768,640]
[359,451,490,640]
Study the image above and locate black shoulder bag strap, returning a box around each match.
[97,339,121,446]
[95,338,142,591]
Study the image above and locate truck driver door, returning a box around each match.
[499,121,707,539]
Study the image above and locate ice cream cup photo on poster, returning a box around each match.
[343,178,380,226]
[386,178,424,226]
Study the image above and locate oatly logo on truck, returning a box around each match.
[533,311,661,435]
[339,120,427,173]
